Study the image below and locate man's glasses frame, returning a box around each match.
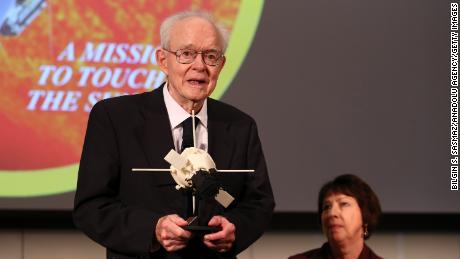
[163,48,224,66]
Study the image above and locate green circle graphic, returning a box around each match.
[0,0,265,197]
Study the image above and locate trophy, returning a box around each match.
[132,111,254,233]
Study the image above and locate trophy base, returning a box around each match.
[182,225,221,233]
[183,216,221,233]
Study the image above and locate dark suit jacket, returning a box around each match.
[73,85,275,259]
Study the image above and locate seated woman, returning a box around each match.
[289,174,382,259]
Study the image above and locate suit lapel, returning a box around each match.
[208,100,234,170]
[135,91,235,171]
[135,85,175,168]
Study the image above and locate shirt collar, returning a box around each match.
[163,83,208,129]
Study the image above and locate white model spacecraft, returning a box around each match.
[132,111,254,209]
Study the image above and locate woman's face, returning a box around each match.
[321,193,364,244]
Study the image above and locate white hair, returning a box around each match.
[159,11,229,52]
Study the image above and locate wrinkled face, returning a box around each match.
[321,193,364,244]
[156,17,226,108]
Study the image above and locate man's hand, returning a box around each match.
[203,215,235,253]
[155,214,192,252]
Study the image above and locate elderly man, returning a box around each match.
[73,11,275,259]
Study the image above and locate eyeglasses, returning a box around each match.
[163,48,224,66]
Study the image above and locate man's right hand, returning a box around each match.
[155,214,192,252]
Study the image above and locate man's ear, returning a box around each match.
[156,48,168,75]
[218,55,226,71]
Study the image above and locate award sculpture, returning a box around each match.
[132,110,254,232]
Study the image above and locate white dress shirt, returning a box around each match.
[163,84,208,152]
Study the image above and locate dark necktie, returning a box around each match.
[181,116,200,152]
[181,116,200,218]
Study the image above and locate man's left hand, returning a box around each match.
[203,215,235,253]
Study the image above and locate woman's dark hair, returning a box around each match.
[318,174,381,239]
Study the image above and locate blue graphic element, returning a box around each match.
[0,0,47,36]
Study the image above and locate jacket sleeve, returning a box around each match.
[223,119,275,255]
[73,101,160,257]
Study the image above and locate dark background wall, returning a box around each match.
[224,0,457,213]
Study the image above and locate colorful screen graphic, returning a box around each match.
[0,0,263,201]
